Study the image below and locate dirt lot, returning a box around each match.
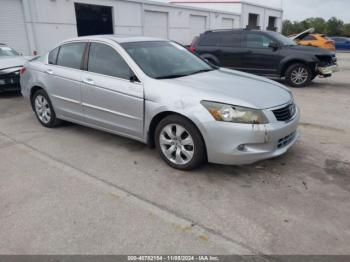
[0,53,349,256]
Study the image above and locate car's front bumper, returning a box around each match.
[318,64,339,76]
[203,108,300,165]
[0,70,21,92]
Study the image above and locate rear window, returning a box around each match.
[198,34,221,46]
[218,34,243,47]
[56,42,86,70]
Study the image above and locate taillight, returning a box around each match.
[189,46,196,53]
[20,67,26,75]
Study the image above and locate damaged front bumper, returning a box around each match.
[317,64,339,76]
[0,67,22,92]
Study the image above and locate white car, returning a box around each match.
[0,44,30,93]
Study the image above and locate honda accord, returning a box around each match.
[20,36,299,170]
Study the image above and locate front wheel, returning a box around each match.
[155,115,206,170]
[285,63,312,87]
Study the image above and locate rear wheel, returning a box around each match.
[155,115,206,170]
[31,89,62,128]
[285,63,312,87]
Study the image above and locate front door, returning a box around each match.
[81,42,144,139]
[241,32,281,76]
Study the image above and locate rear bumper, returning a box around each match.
[0,83,21,92]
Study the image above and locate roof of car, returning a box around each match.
[62,35,167,44]
[202,29,269,35]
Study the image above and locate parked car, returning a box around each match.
[331,37,350,50]
[190,29,338,87]
[21,35,299,170]
[290,28,335,51]
[0,44,30,93]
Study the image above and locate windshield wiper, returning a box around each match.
[155,74,189,79]
[155,68,216,79]
[189,68,216,75]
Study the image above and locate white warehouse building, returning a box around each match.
[0,0,282,56]
[171,0,283,32]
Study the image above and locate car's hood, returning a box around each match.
[284,45,334,55]
[0,56,29,70]
[289,28,315,41]
[165,68,292,109]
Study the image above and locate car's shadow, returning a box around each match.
[0,91,22,98]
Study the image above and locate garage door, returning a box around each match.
[222,18,235,29]
[0,0,30,55]
[144,11,168,39]
[189,15,206,38]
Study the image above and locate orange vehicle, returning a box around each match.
[290,28,335,51]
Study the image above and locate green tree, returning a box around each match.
[282,17,350,37]
[341,23,350,37]
[303,17,327,34]
[326,17,344,36]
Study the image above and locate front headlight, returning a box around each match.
[201,101,268,124]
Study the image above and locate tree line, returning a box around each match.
[282,17,350,37]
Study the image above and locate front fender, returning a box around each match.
[144,99,213,146]
[278,56,317,75]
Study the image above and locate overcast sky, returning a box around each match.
[283,0,350,22]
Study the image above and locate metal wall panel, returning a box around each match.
[0,0,30,54]
[189,15,206,39]
[222,18,235,29]
[143,11,168,38]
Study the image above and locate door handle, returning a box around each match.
[82,78,95,85]
[45,69,54,75]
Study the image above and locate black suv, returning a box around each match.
[190,29,338,87]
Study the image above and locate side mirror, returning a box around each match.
[130,74,140,83]
[269,42,279,50]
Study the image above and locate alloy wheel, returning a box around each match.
[35,95,52,124]
[290,66,309,85]
[159,124,195,165]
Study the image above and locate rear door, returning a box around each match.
[216,32,244,69]
[241,32,281,75]
[45,42,86,121]
[81,42,144,139]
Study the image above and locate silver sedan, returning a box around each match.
[20,35,299,170]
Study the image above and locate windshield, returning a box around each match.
[268,32,297,46]
[121,41,215,79]
[0,46,19,57]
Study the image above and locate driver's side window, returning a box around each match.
[88,43,132,80]
[246,33,274,49]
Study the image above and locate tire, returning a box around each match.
[31,89,62,128]
[155,115,206,170]
[285,63,312,87]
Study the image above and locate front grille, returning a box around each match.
[0,71,20,90]
[277,131,296,149]
[272,103,296,122]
